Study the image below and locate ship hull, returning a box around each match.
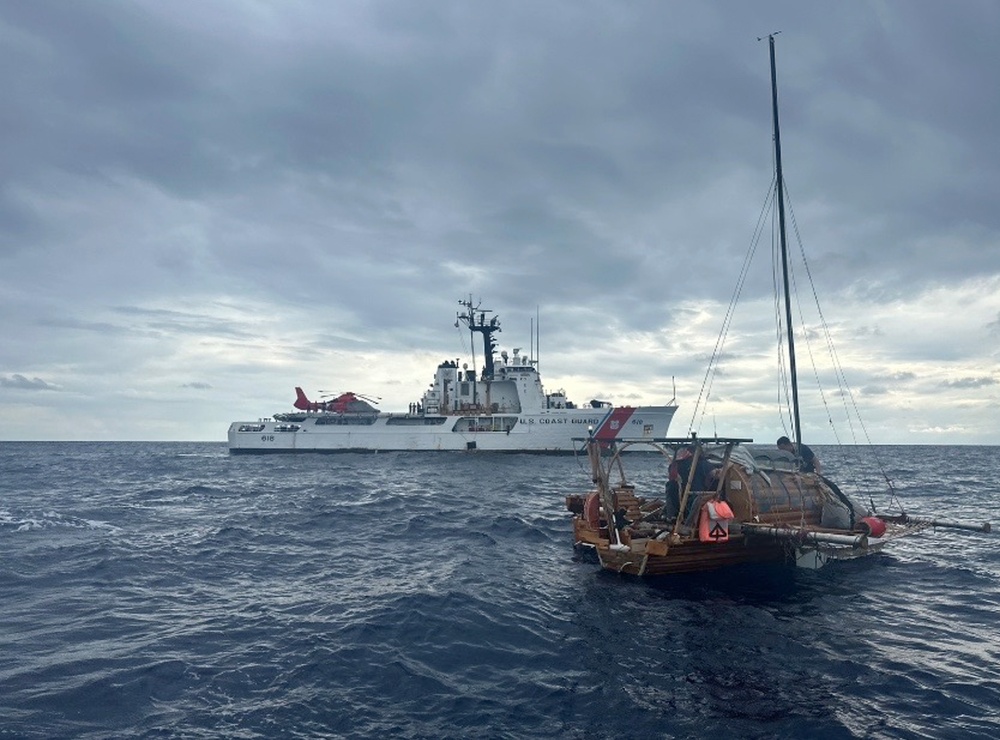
[228,406,677,453]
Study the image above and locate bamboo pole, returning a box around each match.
[670,443,703,541]
[586,436,629,552]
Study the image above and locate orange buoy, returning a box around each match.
[859,516,887,538]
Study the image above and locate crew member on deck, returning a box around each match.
[670,444,716,520]
[777,436,821,474]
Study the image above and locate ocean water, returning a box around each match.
[1,442,998,739]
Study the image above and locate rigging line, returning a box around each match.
[783,189,862,463]
[784,196,858,467]
[690,175,776,433]
[786,193,890,456]
[783,208,841,450]
[787,195,858,450]
[784,187,898,500]
[775,178,842,449]
[782,180,897,508]
[785,231,900,509]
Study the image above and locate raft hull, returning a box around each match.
[591,536,787,576]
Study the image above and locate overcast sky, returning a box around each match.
[1,0,998,443]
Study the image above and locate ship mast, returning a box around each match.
[457,297,500,401]
[768,34,803,453]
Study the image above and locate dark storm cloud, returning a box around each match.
[1,3,221,194]
[111,306,255,338]
[0,374,60,391]
[6,1,995,303]
[36,317,124,334]
[942,377,998,390]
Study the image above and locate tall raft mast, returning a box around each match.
[768,33,803,454]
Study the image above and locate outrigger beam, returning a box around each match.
[886,515,992,534]
[741,523,868,549]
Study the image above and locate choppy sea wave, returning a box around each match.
[1,442,998,739]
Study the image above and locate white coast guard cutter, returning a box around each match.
[228,299,677,453]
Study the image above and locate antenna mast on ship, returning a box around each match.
[528,307,541,371]
[536,304,540,374]
[768,33,803,453]
[457,296,500,382]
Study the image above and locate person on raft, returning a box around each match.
[777,435,821,474]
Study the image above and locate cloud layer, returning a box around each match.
[1,1,998,442]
